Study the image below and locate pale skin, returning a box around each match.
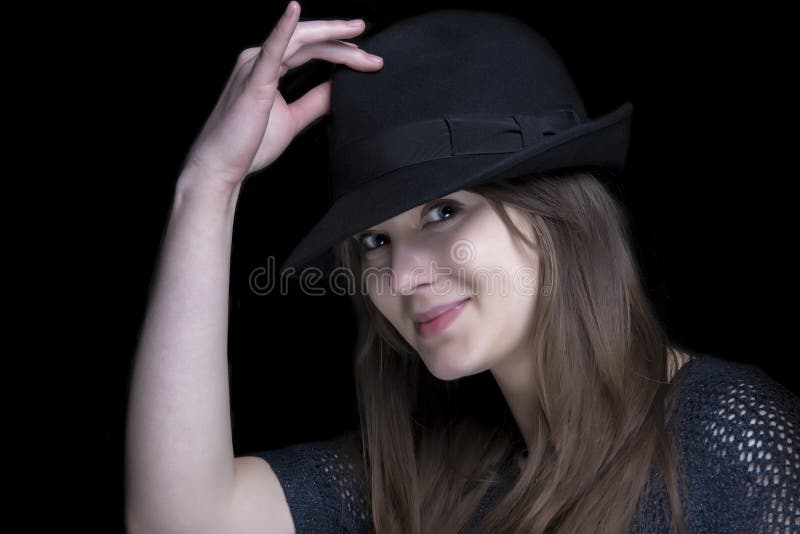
[124,3,386,533]
[353,190,692,451]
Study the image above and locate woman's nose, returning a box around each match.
[390,239,446,295]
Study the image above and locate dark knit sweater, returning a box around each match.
[249,354,800,532]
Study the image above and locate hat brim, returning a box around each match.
[279,101,633,280]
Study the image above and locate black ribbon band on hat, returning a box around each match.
[329,108,581,202]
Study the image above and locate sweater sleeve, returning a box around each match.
[247,435,372,533]
[678,356,800,533]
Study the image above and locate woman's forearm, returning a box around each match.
[125,170,243,532]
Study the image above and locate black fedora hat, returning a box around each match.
[279,8,633,279]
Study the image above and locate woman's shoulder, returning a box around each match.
[669,353,800,530]
[670,352,799,437]
[672,352,797,404]
[243,432,371,532]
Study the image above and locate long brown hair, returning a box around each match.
[332,168,691,533]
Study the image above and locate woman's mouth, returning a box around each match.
[414,298,470,338]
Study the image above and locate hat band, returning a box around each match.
[329,108,581,202]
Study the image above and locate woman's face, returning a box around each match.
[353,190,542,381]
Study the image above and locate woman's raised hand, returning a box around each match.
[182,1,383,190]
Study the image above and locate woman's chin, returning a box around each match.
[420,348,481,382]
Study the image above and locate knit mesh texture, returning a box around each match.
[254,436,372,533]
[250,354,800,533]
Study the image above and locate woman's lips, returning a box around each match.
[411,298,471,323]
[415,298,470,338]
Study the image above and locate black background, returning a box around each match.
[57,2,796,532]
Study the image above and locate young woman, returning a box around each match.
[124,3,800,533]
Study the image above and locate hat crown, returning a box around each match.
[278,9,633,277]
[329,9,588,152]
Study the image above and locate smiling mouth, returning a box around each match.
[415,298,470,338]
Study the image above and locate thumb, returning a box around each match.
[290,80,332,137]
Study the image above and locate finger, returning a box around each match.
[280,20,366,62]
[335,39,360,49]
[288,19,365,43]
[251,1,301,87]
[288,79,332,137]
[284,40,383,71]
[236,40,358,81]
[236,46,262,69]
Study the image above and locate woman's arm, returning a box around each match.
[124,172,242,533]
[123,3,382,531]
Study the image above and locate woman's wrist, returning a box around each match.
[174,167,243,216]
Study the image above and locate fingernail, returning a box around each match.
[366,54,383,63]
[346,19,363,26]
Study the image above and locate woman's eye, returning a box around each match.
[357,200,462,254]
[426,200,461,224]
[358,233,389,254]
